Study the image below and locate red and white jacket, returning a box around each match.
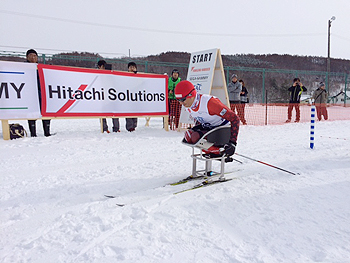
[187,93,240,143]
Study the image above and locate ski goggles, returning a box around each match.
[176,89,195,102]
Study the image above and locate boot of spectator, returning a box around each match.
[28,120,37,137]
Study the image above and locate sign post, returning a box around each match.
[1,120,10,140]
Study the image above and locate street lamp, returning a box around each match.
[327,16,336,91]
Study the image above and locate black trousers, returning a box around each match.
[28,119,51,137]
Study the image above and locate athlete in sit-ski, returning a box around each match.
[175,80,240,157]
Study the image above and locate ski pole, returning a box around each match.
[320,136,347,141]
[232,158,243,164]
[235,153,297,175]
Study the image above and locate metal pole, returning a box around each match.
[226,67,230,86]
[265,88,268,125]
[327,19,331,92]
[345,73,348,107]
[327,16,335,92]
[262,68,266,103]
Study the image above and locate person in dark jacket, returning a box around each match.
[239,79,248,125]
[126,62,138,132]
[312,82,328,121]
[97,60,120,133]
[26,49,51,137]
[286,78,307,123]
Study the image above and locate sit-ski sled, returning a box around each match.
[182,125,234,180]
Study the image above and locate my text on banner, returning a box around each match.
[0,61,41,120]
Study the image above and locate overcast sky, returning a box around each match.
[1,0,350,60]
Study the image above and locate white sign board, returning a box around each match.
[0,61,41,119]
[187,48,217,95]
[179,48,229,124]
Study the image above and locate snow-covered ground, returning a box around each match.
[1,117,350,263]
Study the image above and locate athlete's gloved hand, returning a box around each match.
[223,141,236,156]
[192,123,211,131]
[201,123,212,129]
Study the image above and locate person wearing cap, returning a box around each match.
[227,74,243,124]
[26,49,52,137]
[286,78,307,123]
[97,60,120,133]
[26,49,38,63]
[168,69,181,130]
[127,62,137,74]
[312,82,328,121]
[175,80,239,157]
[126,62,138,132]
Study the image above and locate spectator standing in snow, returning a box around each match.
[26,49,52,137]
[168,69,181,130]
[126,62,138,132]
[97,60,120,133]
[239,79,248,125]
[312,82,328,121]
[286,78,307,123]
[227,74,243,124]
[175,80,239,157]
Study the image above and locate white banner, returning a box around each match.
[186,48,217,94]
[38,65,168,117]
[0,61,41,119]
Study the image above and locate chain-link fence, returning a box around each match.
[2,50,348,105]
[1,50,349,126]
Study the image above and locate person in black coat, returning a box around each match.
[125,62,138,132]
[26,49,51,137]
[286,78,307,123]
[239,79,248,125]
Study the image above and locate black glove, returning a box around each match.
[223,141,236,156]
[192,123,212,131]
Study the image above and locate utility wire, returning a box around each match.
[333,34,350,42]
[0,45,127,57]
[0,10,324,38]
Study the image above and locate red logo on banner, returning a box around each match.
[56,84,88,114]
